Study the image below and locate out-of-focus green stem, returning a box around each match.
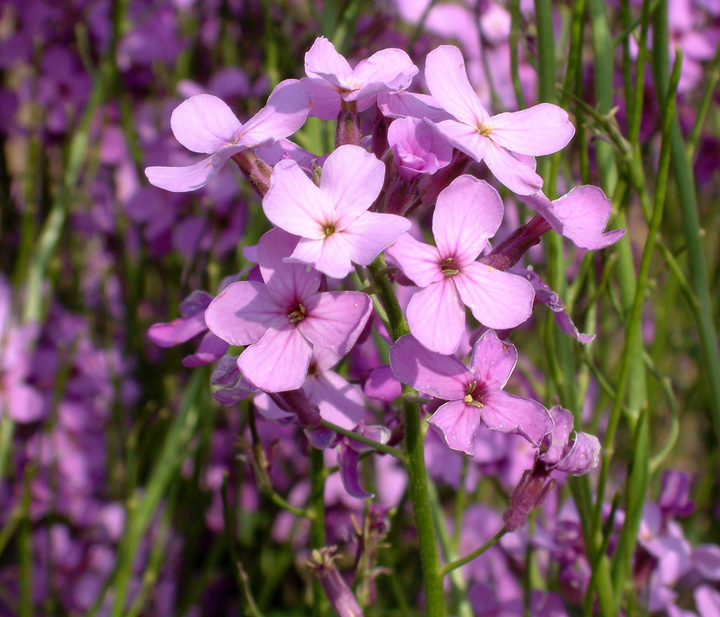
[686,38,720,159]
[439,528,507,577]
[309,446,327,617]
[319,419,404,460]
[651,1,720,438]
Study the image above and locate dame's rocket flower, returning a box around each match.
[390,331,552,456]
[145,79,311,192]
[385,175,534,354]
[204,229,372,392]
[424,45,575,195]
[302,36,418,119]
[262,145,411,279]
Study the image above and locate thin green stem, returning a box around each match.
[439,528,507,577]
[319,419,405,460]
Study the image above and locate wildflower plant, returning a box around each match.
[2,1,720,616]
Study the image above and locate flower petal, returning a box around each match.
[321,145,385,228]
[170,94,241,154]
[238,325,312,392]
[406,280,466,355]
[428,399,480,456]
[238,79,311,147]
[299,291,372,355]
[145,157,218,193]
[304,37,354,87]
[481,390,552,446]
[343,211,411,267]
[482,142,543,195]
[389,334,470,400]
[425,45,489,128]
[384,233,443,288]
[433,176,502,266]
[148,311,208,347]
[468,329,518,390]
[205,281,285,346]
[288,233,354,279]
[434,119,489,162]
[550,185,625,250]
[263,159,334,239]
[338,444,373,498]
[182,332,228,367]
[489,103,575,156]
[307,370,366,429]
[350,47,418,95]
[454,263,534,330]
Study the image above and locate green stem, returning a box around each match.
[651,1,720,440]
[309,446,327,617]
[319,419,405,460]
[439,528,507,577]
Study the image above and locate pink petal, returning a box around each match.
[182,332,228,367]
[389,334,470,400]
[406,280,466,355]
[238,325,312,392]
[434,119,489,162]
[364,365,402,402]
[541,406,575,466]
[428,399,480,455]
[454,263,534,330]
[556,432,600,475]
[256,228,321,305]
[304,37,354,87]
[384,233,443,287]
[263,159,333,239]
[238,79,311,147]
[205,281,285,346]
[300,76,342,120]
[170,94,241,154]
[551,185,625,250]
[308,371,366,429]
[517,190,565,234]
[350,47,418,96]
[338,445,373,498]
[377,91,451,122]
[343,211,412,267]
[298,291,372,355]
[7,384,45,423]
[289,233,354,279]
[148,311,207,347]
[321,145,385,229]
[425,45,489,128]
[489,103,575,156]
[145,157,217,193]
[468,329,518,390]
[482,390,553,446]
[483,142,543,195]
[433,176,502,266]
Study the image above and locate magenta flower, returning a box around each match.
[519,186,625,250]
[424,45,575,195]
[385,175,534,354]
[204,229,372,392]
[390,331,553,455]
[302,36,418,119]
[262,145,411,278]
[145,79,311,192]
[387,116,453,180]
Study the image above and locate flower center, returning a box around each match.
[288,303,307,323]
[477,124,492,136]
[324,223,336,237]
[440,257,460,277]
[463,381,484,408]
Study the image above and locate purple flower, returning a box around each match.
[302,36,418,119]
[518,186,625,250]
[387,116,453,180]
[262,145,411,278]
[538,407,600,475]
[147,290,228,367]
[390,330,552,455]
[145,79,311,192]
[424,45,575,194]
[385,175,534,354]
[204,229,372,392]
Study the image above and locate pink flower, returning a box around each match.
[262,145,411,278]
[390,331,553,456]
[385,175,534,354]
[424,45,575,195]
[302,36,418,119]
[145,79,310,192]
[204,229,372,392]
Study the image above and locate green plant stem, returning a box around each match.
[439,528,507,577]
[651,0,720,440]
[319,419,405,460]
[309,446,327,617]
